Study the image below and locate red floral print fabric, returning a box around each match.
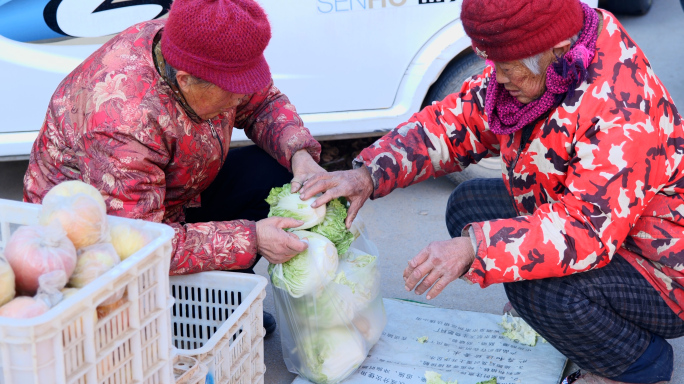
[24,20,321,275]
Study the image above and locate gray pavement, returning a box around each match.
[0,1,683,383]
[618,0,684,108]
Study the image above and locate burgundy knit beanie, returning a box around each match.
[162,0,272,94]
[461,0,584,62]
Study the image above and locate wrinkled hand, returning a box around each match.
[403,237,476,300]
[256,217,308,264]
[290,149,326,193]
[298,167,373,228]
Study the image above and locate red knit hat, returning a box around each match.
[461,0,584,62]
[162,0,272,94]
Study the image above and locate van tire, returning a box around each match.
[423,52,486,109]
[599,0,652,15]
[423,52,502,186]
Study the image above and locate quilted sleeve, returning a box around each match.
[235,80,321,171]
[75,130,258,275]
[355,72,500,199]
[463,110,672,287]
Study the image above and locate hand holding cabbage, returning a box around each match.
[256,216,309,264]
[298,167,374,228]
[266,184,326,229]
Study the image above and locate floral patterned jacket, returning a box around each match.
[24,20,321,275]
[355,11,684,320]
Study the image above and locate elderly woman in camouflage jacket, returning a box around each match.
[300,0,684,382]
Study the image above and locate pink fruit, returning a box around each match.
[0,296,50,319]
[5,225,77,296]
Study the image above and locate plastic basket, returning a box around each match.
[0,199,176,384]
[173,355,207,384]
[169,272,267,384]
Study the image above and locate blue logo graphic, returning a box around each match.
[0,0,172,42]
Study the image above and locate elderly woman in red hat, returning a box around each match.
[24,0,324,335]
[299,0,684,382]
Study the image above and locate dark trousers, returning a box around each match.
[184,145,293,273]
[445,178,684,383]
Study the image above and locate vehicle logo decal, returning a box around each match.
[0,0,171,43]
[317,0,457,13]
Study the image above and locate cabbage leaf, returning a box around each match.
[425,371,458,384]
[499,313,539,346]
[311,199,354,255]
[266,184,326,230]
[301,327,366,384]
[268,231,338,298]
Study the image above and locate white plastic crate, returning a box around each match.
[172,355,207,384]
[0,199,176,384]
[169,272,267,384]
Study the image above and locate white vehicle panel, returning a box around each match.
[261,1,461,114]
[0,0,598,158]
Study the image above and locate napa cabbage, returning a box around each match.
[268,231,338,298]
[300,326,366,384]
[311,199,354,255]
[266,184,326,230]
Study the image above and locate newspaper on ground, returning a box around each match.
[292,298,567,384]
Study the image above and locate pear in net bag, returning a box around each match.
[40,181,109,250]
[4,223,77,295]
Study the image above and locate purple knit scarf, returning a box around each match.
[484,2,599,135]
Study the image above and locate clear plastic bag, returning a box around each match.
[35,270,68,308]
[272,216,387,384]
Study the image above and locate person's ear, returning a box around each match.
[175,70,194,93]
[552,39,572,56]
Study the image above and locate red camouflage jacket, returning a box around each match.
[355,11,684,320]
[24,20,321,275]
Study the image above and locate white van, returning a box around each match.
[0,0,597,179]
